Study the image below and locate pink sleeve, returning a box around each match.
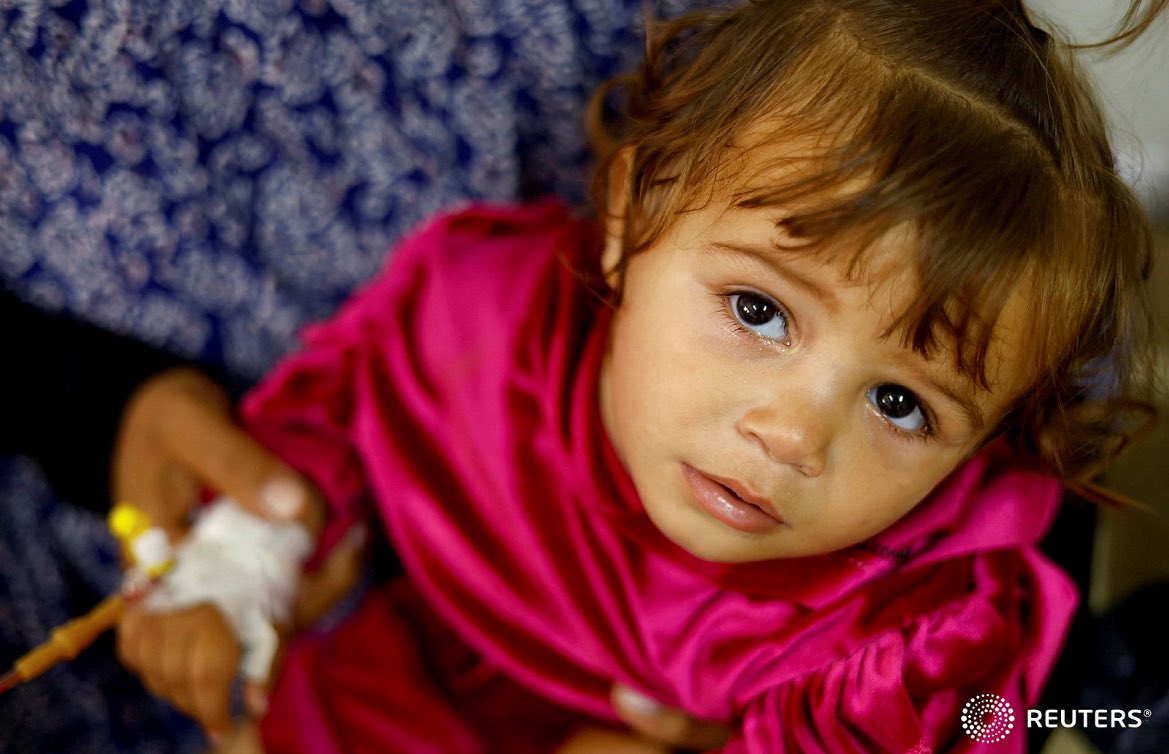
[722,552,1075,754]
[239,213,451,567]
[239,200,577,569]
[241,316,371,566]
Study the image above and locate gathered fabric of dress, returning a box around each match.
[244,200,1077,754]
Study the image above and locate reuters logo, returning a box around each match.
[961,693,1016,743]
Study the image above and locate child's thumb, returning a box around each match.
[242,623,289,719]
[244,679,270,718]
[293,524,368,629]
[242,523,363,719]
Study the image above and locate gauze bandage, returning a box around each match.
[144,497,313,682]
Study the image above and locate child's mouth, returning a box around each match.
[682,465,785,534]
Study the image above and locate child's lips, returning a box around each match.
[682,464,786,534]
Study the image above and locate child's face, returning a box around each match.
[598,195,1030,564]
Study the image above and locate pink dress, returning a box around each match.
[245,200,1076,753]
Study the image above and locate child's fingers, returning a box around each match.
[243,607,297,719]
[243,680,270,719]
[292,523,368,629]
[214,721,264,754]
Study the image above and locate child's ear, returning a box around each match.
[600,147,634,289]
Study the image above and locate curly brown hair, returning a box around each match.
[588,0,1165,484]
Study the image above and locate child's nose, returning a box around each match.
[735,393,832,478]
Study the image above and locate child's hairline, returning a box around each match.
[603,112,1066,391]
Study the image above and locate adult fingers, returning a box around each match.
[117,604,240,736]
[116,606,161,689]
[611,684,732,752]
[158,612,198,703]
[214,721,263,754]
[141,463,204,542]
[151,370,318,526]
[186,609,241,738]
[120,368,324,535]
[113,371,207,540]
[117,607,194,709]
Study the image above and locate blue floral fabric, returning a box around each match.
[0,1,700,751]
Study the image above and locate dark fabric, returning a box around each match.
[1,288,186,512]
[1077,582,1169,754]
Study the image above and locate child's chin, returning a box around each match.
[646,506,789,564]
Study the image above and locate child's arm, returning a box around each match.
[117,498,316,741]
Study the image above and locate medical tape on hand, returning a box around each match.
[144,497,313,683]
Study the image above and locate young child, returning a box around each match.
[118,0,1164,751]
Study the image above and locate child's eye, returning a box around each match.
[728,291,789,342]
[867,384,929,434]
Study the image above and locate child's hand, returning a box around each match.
[117,602,243,740]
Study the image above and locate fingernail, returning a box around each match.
[245,685,269,716]
[261,476,305,520]
[615,686,662,716]
[343,523,369,551]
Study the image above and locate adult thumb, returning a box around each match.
[168,404,316,525]
[199,433,324,535]
[136,368,317,526]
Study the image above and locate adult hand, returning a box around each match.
[118,603,242,742]
[113,367,367,728]
[118,527,367,740]
[112,367,322,541]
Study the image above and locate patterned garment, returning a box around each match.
[0,1,700,751]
